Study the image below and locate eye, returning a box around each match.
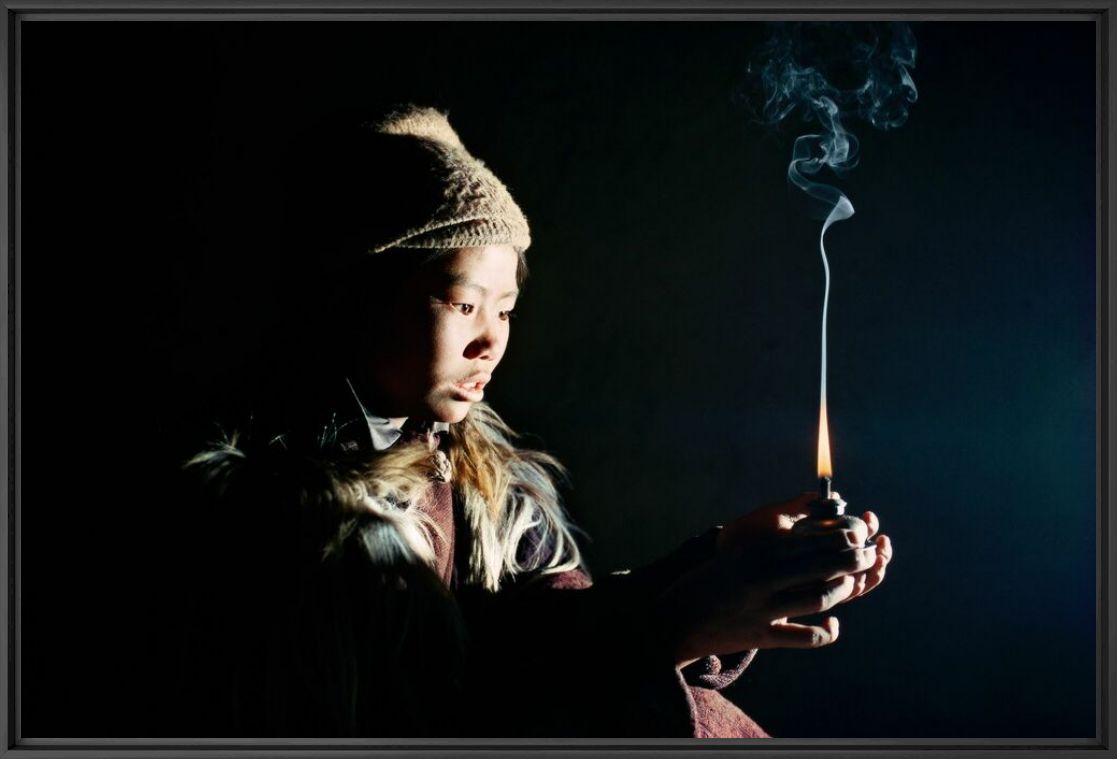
[452,303,475,316]
[499,309,517,321]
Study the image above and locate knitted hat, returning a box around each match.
[366,106,531,254]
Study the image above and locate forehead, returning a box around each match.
[435,245,520,290]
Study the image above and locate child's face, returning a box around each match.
[366,245,520,424]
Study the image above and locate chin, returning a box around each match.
[430,400,473,425]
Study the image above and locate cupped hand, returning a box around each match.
[719,493,892,603]
[655,494,893,664]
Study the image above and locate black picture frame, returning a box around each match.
[2,1,1111,756]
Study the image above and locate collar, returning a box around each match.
[344,378,450,452]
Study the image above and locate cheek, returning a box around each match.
[371,306,438,385]
[382,301,429,348]
[492,324,511,363]
[428,312,468,368]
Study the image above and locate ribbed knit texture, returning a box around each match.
[370,106,531,254]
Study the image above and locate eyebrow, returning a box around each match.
[449,276,519,300]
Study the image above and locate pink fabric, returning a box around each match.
[690,688,770,738]
[416,479,455,586]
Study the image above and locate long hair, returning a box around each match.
[449,402,585,591]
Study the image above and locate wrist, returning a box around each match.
[648,585,707,666]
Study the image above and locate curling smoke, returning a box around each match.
[743,22,918,475]
[748,22,917,220]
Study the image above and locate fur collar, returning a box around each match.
[185,394,584,592]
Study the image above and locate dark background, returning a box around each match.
[21,21,1096,738]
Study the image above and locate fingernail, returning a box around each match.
[844,530,860,547]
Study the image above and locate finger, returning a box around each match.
[878,533,893,563]
[849,569,870,599]
[770,544,878,590]
[778,525,866,557]
[775,494,816,530]
[843,515,869,547]
[846,534,893,601]
[781,513,867,548]
[769,575,856,619]
[862,510,880,540]
[859,534,893,598]
[764,616,840,649]
[726,494,815,542]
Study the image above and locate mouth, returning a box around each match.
[450,374,490,401]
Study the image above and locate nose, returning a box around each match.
[463,313,506,362]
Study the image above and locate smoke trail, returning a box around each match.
[743,22,917,472]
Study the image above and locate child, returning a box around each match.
[180,105,892,738]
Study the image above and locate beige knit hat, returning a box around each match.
[367,106,531,254]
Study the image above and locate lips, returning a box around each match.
[451,373,491,400]
[455,373,490,390]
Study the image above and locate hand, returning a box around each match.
[654,494,893,663]
[848,509,893,602]
[720,493,892,604]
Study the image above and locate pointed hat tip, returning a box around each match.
[376,105,464,150]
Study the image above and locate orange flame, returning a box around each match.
[817,401,832,478]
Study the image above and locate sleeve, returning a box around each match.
[452,526,759,738]
[562,526,759,692]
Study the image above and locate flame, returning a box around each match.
[817,401,832,478]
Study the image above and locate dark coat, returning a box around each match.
[171,389,767,738]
